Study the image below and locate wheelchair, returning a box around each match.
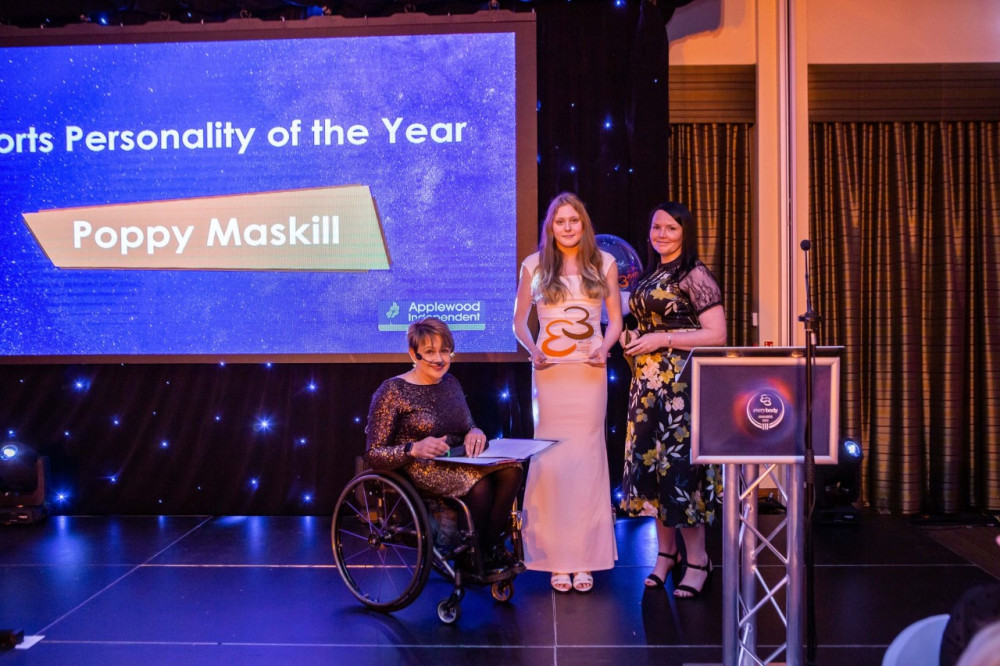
[331,468,525,624]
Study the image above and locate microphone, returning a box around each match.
[415,352,447,369]
[800,239,816,329]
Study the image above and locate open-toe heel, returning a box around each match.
[674,558,713,599]
[572,571,593,593]
[644,550,681,588]
[551,572,572,593]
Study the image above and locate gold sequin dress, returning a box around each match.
[364,374,519,497]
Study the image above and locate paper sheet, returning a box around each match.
[439,438,557,464]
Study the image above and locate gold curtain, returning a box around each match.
[669,123,755,347]
[810,121,1000,513]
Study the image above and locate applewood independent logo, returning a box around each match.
[746,391,786,431]
[21,184,391,271]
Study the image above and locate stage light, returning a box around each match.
[815,436,864,524]
[0,440,49,525]
[1,444,36,491]
[1,629,23,649]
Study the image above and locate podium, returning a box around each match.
[683,346,843,666]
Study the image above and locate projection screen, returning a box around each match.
[0,12,537,362]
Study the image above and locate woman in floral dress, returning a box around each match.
[620,201,727,599]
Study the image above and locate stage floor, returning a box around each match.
[1,511,997,665]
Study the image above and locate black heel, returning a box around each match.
[644,551,681,588]
[674,558,713,599]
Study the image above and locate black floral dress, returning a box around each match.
[620,258,725,527]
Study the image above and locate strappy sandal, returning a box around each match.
[644,550,681,588]
[550,572,572,593]
[572,571,593,593]
[674,558,713,599]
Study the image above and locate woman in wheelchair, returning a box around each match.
[363,317,524,572]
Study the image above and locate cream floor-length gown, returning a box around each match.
[520,251,617,573]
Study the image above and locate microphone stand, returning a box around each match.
[798,239,820,665]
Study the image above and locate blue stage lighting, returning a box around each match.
[815,436,864,523]
[843,438,862,459]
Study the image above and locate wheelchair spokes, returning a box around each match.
[332,472,432,612]
[332,469,523,623]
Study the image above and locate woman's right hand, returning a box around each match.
[624,331,666,357]
[409,436,450,459]
[529,348,551,369]
[619,329,638,354]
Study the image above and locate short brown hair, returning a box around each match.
[407,317,454,354]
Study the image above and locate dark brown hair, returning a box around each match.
[643,201,700,278]
[407,317,454,354]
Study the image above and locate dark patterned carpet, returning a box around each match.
[922,521,1000,580]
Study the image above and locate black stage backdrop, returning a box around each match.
[0,0,696,515]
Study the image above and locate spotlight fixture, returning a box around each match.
[0,441,50,525]
[814,436,864,524]
[1,628,24,649]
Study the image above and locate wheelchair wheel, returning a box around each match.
[332,472,433,612]
[436,599,461,624]
[491,580,514,602]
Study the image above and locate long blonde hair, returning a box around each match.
[532,192,609,304]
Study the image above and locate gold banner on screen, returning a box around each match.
[22,185,391,271]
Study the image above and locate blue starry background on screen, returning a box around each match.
[0,32,518,356]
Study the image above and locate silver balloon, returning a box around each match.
[596,234,643,291]
[596,234,643,325]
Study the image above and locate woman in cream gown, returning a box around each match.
[513,192,622,593]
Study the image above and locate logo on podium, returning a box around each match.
[684,346,844,464]
[746,392,786,431]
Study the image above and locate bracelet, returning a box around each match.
[403,441,414,456]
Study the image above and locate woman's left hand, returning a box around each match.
[586,346,609,367]
[464,429,489,457]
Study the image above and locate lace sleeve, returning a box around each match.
[680,263,723,314]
